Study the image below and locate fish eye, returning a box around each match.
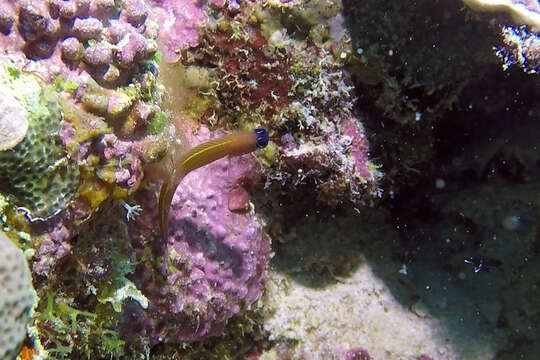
[254,128,269,148]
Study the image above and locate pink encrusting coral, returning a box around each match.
[148,0,208,63]
[32,216,74,277]
[148,0,302,63]
[343,348,372,360]
[127,126,271,343]
[32,196,94,277]
[341,117,373,181]
[99,134,145,188]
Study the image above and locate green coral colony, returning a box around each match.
[0,64,79,221]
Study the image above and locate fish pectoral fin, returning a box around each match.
[158,181,178,241]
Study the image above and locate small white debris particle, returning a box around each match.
[398,264,408,275]
[435,178,446,189]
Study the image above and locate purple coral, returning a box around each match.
[175,7,380,207]
[148,0,208,62]
[83,41,112,67]
[114,31,153,67]
[58,0,77,20]
[89,0,116,18]
[33,223,72,277]
[18,0,57,42]
[0,0,157,83]
[341,117,373,181]
[121,0,149,27]
[32,211,83,277]
[60,36,83,61]
[277,114,378,206]
[99,134,145,188]
[0,6,14,35]
[72,17,104,41]
[105,20,133,44]
[344,348,372,360]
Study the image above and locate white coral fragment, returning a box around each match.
[0,87,28,151]
[462,0,540,31]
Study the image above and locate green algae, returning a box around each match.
[148,110,170,135]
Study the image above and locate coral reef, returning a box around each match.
[32,206,143,359]
[175,1,380,208]
[149,0,300,63]
[3,0,540,358]
[0,0,168,357]
[125,126,271,344]
[0,0,379,356]
[0,60,79,220]
[28,123,271,356]
[148,0,207,63]
[32,211,79,277]
[0,231,35,360]
[256,1,540,359]
[0,0,158,84]
[0,0,168,218]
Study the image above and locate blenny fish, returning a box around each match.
[158,128,269,241]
